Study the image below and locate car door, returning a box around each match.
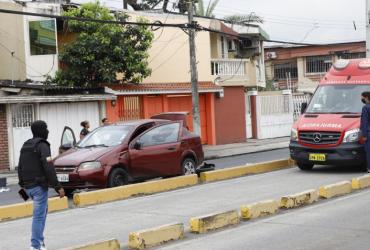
[59,126,76,154]
[129,122,183,178]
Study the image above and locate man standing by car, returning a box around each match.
[18,120,65,250]
[360,92,370,173]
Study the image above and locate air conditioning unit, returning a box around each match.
[266,52,277,59]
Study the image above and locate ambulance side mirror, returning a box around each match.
[301,103,308,114]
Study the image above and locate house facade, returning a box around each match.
[264,41,366,93]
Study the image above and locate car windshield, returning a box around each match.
[78,125,132,148]
[306,84,370,114]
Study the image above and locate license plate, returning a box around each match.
[309,154,326,162]
[57,174,69,182]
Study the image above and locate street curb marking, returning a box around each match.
[352,174,370,189]
[0,197,68,222]
[200,159,293,183]
[73,175,198,207]
[280,189,319,208]
[240,200,279,219]
[128,223,184,249]
[319,181,352,199]
[189,210,240,234]
[60,238,120,250]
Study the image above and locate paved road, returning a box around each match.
[0,163,365,249]
[161,188,370,250]
[0,149,290,206]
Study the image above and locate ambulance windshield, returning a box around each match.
[306,84,370,114]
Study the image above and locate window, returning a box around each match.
[78,125,132,148]
[12,104,34,128]
[29,19,57,55]
[305,55,332,74]
[273,62,298,80]
[139,123,180,147]
[339,52,366,59]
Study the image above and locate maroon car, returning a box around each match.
[54,114,205,193]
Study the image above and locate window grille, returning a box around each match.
[12,104,34,128]
[274,62,298,80]
[305,56,332,74]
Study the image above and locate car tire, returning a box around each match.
[182,158,196,175]
[108,168,129,187]
[297,162,314,171]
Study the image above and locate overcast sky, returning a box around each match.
[204,0,366,44]
[75,0,366,44]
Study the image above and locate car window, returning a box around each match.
[78,125,132,148]
[139,123,180,147]
[129,123,154,142]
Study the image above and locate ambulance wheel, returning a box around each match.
[297,162,314,171]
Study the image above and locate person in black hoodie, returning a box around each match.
[18,120,65,250]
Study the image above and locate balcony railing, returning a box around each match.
[211,59,249,76]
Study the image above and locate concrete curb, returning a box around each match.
[240,200,279,220]
[73,175,198,207]
[280,189,319,209]
[0,197,68,222]
[189,210,240,234]
[319,181,352,199]
[352,174,370,189]
[128,223,184,249]
[200,159,293,183]
[60,238,120,250]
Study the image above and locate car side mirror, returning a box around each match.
[301,102,308,114]
[134,141,142,150]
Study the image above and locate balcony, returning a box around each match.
[210,59,265,87]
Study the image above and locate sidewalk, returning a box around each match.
[204,137,290,160]
[0,137,290,186]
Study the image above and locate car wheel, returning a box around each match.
[108,168,129,187]
[182,158,196,175]
[297,162,314,171]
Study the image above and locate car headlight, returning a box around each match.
[343,129,360,143]
[78,161,102,171]
[291,128,298,141]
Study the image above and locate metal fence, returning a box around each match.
[258,94,293,116]
[293,94,311,121]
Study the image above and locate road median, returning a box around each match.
[280,189,319,208]
[0,197,68,222]
[73,174,198,207]
[200,159,294,183]
[190,210,240,234]
[60,238,120,250]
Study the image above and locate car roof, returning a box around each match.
[112,119,169,127]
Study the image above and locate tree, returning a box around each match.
[196,0,220,17]
[54,2,153,87]
[224,13,264,25]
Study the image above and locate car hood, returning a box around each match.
[295,114,360,132]
[54,147,112,166]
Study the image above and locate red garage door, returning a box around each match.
[168,95,208,144]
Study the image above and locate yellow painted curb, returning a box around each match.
[190,210,240,234]
[74,174,198,207]
[200,159,293,183]
[352,174,370,189]
[280,189,319,209]
[319,181,352,199]
[60,238,120,250]
[240,200,279,219]
[128,223,184,249]
[0,197,68,222]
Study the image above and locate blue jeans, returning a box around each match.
[26,186,48,249]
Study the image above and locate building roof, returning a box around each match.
[106,82,224,95]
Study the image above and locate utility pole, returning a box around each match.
[123,0,128,10]
[187,0,201,136]
[367,0,370,57]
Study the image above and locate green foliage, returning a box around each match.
[55,2,153,87]
[224,14,264,24]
